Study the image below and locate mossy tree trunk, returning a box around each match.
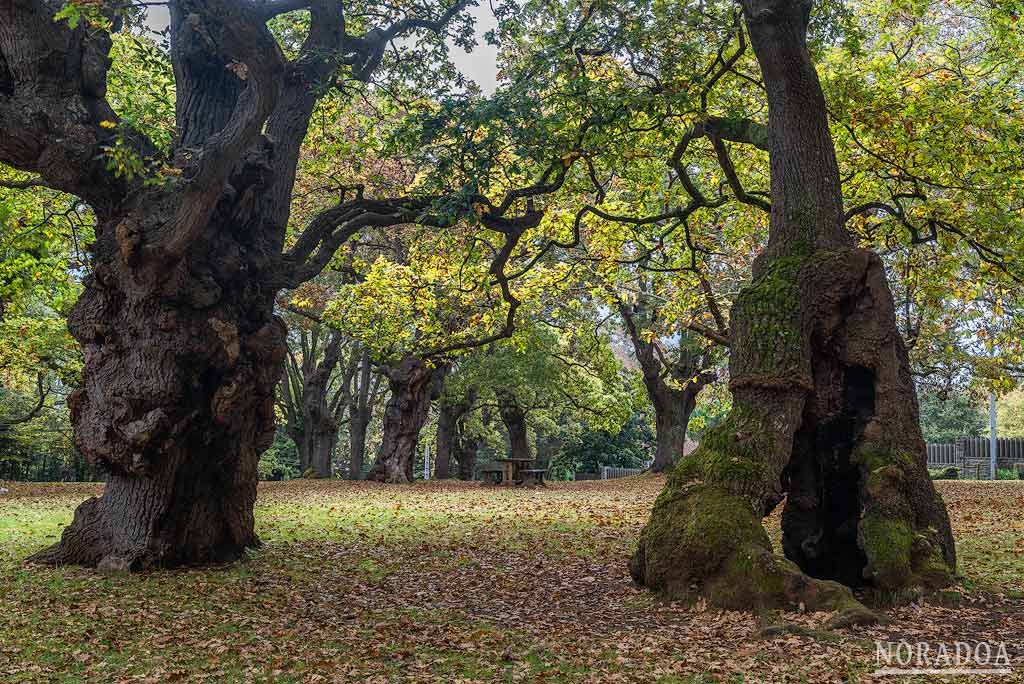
[630,0,955,616]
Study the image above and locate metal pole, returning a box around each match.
[989,391,998,480]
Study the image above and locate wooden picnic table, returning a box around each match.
[493,457,534,485]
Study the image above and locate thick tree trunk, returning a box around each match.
[630,0,954,617]
[283,330,343,478]
[435,397,458,480]
[30,210,286,570]
[366,356,445,483]
[348,413,369,479]
[436,388,475,479]
[498,393,531,461]
[616,299,713,474]
[299,333,342,478]
[456,435,480,480]
[346,348,375,479]
[649,387,698,473]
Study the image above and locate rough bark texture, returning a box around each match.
[498,392,531,461]
[6,0,297,568]
[366,356,446,483]
[346,347,378,479]
[2,0,484,568]
[630,0,955,615]
[650,396,692,472]
[26,146,289,570]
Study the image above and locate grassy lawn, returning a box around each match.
[1,477,1022,683]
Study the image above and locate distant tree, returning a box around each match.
[257,428,300,481]
[555,413,654,478]
[917,389,985,443]
[997,390,1024,439]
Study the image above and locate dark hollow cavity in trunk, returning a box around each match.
[629,0,955,619]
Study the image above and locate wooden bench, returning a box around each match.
[519,469,548,486]
[481,466,504,485]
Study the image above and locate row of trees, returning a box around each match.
[1,0,1022,615]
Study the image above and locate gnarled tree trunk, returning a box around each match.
[30,196,287,570]
[2,0,491,570]
[630,0,954,618]
[367,356,445,483]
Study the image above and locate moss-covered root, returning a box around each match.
[855,447,956,597]
[629,480,877,627]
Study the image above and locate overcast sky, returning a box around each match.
[144,4,499,92]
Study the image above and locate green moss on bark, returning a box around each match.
[630,482,770,597]
[733,256,804,377]
[859,515,914,588]
[670,408,775,490]
[853,446,955,593]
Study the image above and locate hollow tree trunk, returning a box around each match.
[30,205,286,570]
[630,0,954,618]
[367,356,445,483]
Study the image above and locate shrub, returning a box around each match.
[995,468,1023,481]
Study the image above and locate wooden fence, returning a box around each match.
[926,437,1024,479]
[573,466,648,480]
[600,466,646,479]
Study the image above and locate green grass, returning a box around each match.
[0,478,1021,683]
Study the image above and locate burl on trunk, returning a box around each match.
[630,0,954,617]
[30,173,288,570]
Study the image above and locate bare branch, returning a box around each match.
[0,374,50,430]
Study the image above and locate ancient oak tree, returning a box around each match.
[629,0,956,616]
[0,0,533,568]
